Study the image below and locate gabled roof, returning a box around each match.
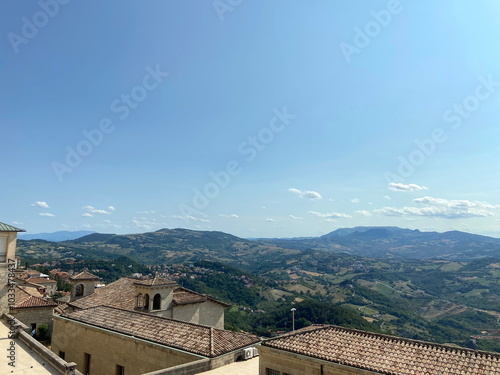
[70,271,99,280]
[12,286,57,309]
[0,222,25,232]
[69,277,229,310]
[262,325,500,375]
[61,306,259,358]
[133,276,176,287]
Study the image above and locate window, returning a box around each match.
[116,364,125,375]
[30,323,37,335]
[75,283,85,297]
[84,353,91,375]
[59,351,65,360]
[153,293,161,310]
[266,369,280,375]
[0,236,7,262]
[143,294,150,310]
[136,293,143,309]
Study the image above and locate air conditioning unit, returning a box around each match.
[252,347,259,357]
[243,348,254,360]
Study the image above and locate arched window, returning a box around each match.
[153,293,161,310]
[75,284,84,297]
[136,293,143,309]
[144,294,150,310]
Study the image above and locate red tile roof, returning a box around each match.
[69,277,229,310]
[263,325,500,375]
[61,306,259,358]
[134,276,176,286]
[70,271,99,280]
[12,286,57,309]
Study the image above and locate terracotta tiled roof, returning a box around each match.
[24,277,57,284]
[134,276,176,286]
[70,271,99,280]
[262,325,500,375]
[61,306,259,357]
[173,287,230,307]
[69,277,229,310]
[12,286,57,309]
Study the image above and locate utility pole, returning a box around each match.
[291,308,297,332]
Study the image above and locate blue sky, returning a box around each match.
[1,0,500,238]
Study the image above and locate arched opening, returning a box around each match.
[144,294,150,310]
[153,293,161,310]
[136,293,143,309]
[75,284,84,297]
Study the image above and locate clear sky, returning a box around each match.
[1,0,499,238]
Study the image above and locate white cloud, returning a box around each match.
[137,210,156,214]
[388,183,428,192]
[12,221,23,225]
[355,210,372,216]
[383,196,391,200]
[219,214,239,219]
[82,213,93,217]
[288,188,322,200]
[31,201,49,208]
[171,215,210,223]
[39,212,55,217]
[351,198,360,203]
[266,218,275,222]
[374,196,500,219]
[308,211,352,220]
[289,215,303,220]
[83,206,112,215]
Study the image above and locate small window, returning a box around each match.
[144,294,150,310]
[30,323,37,335]
[116,364,125,375]
[266,369,280,375]
[59,351,65,360]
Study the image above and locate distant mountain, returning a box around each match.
[258,226,500,260]
[18,230,96,242]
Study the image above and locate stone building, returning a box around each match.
[52,305,260,375]
[68,271,99,301]
[260,324,500,375]
[17,276,58,296]
[0,222,25,315]
[66,275,228,329]
[9,285,58,336]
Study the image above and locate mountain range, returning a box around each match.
[18,230,96,242]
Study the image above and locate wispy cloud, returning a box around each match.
[355,210,372,216]
[351,198,360,203]
[288,188,322,200]
[83,206,113,215]
[374,196,500,219]
[388,183,428,192]
[39,212,55,217]
[266,218,275,222]
[171,215,210,223]
[289,215,303,220]
[31,201,49,208]
[137,210,156,214]
[82,213,93,217]
[308,211,352,220]
[219,214,239,219]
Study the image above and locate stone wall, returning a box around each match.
[52,316,203,375]
[259,346,379,375]
[172,300,224,329]
[10,306,55,336]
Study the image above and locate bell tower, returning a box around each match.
[133,275,177,317]
[69,271,99,301]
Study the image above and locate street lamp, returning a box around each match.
[290,308,297,331]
